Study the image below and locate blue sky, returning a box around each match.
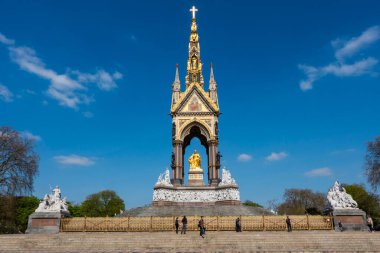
[1,0,380,208]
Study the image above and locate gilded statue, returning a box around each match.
[191,57,197,70]
[188,150,202,171]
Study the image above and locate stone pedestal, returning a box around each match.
[26,212,69,234]
[188,169,204,186]
[333,209,367,231]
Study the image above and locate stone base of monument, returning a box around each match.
[187,170,204,186]
[333,209,367,231]
[152,185,240,206]
[26,212,69,234]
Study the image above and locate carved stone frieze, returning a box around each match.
[153,187,240,202]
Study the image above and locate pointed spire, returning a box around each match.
[209,63,216,89]
[172,63,180,90]
[171,64,181,106]
[209,63,218,105]
[185,6,204,88]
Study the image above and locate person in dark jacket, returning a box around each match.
[286,216,292,232]
[181,216,187,234]
[198,216,205,238]
[175,217,179,234]
[235,217,242,232]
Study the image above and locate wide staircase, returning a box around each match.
[0,231,379,253]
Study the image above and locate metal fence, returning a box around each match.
[61,215,333,232]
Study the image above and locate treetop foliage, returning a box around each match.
[343,184,380,219]
[81,190,125,217]
[0,126,39,196]
[366,136,380,190]
[277,188,327,215]
[242,200,263,208]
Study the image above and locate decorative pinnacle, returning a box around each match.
[210,63,216,83]
[190,6,198,19]
[209,63,217,92]
[174,64,180,83]
[173,64,180,91]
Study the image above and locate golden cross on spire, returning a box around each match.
[190,6,198,19]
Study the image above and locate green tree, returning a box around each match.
[81,190,125,217]
[277,188,327,215]
[365,136,380,190]
[67,202,83,217]
[15,196,39,232]
[343,184,380,220]
[243,200,263,208]
[0,196,39,233]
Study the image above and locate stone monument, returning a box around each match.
[152,6,240,206]
[327,181,367,231]
[26,186,70,234]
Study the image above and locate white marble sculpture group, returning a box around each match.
[153,168,240,202]
[155,168,173,187]
[35,186,69,213]
[219,168,237,186]
[327,181,358,209]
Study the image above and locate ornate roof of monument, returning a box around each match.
[170,5,219,115]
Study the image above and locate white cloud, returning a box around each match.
[305,167,332,177]
[54,155,95,166]
[21,131,41,142]
[265,151,288,161]
[299,57,378,91]
[237,153,252,162]
[334,26,380,62]
[0,84,13,102]
[73,69,122,91]
[0,33,122,109]
[0,33,15,45]
[299,26,380,91]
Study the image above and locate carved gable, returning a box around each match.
[172,84,219,114]
[180,92,211,113]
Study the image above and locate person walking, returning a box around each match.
[181,216,187,234]
[286,216,292,232]
[175,217,179,234]
[235,217,242,232]
[198,216,205,238]
[367,215,374,232]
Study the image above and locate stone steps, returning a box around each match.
[0,231,379,253]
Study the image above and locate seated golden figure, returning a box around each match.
[188,150,202,171]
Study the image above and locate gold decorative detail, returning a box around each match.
[204,120,212,127]
[171,83,219,113]
[188,150,202,171]
[179,120,187,127]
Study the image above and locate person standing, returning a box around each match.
[367,215,374,232]
[338,220,343,232]
[175,217,179,234]
[198,216,205,238]
[235,217,242,232]
[286,216,292,232]
[181,216,187,234]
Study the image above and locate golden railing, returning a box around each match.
[61,215,333,232]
